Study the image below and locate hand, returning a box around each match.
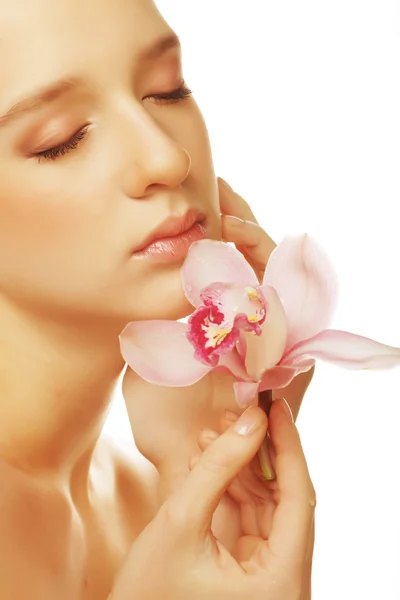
[110,401,316,600]
[122,177,314,549]
[218,177,276,283]
[194,403,314,599]
[217,177,315,419]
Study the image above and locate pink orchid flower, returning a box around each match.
[119,234,400,409]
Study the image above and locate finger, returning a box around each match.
[168,406,268,538]
[218,177,259,223]
[262,399,316,564]
[203,414,278,502]
[221,216,276,259]
[221,409,241,429]
[217,178,277,282]
[234,535,264,564]
[199,429,220,445]
[197,428,260,509]
[217,413,279,539]
[197,428,261,536]
[221,216,276,281]
[222,411,278,497]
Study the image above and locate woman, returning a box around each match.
[0,0,315,598]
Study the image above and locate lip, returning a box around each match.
[132,209,207,262]
[134,209,206,253]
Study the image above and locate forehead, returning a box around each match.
[0,0,164,38]
[0,0,169,91]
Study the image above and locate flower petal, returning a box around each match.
[181,239,259,307]
[263,234,339,349]
[233,381,260,408]
[282,329,400,370]
[259,361,316,390]
[217,348,252,381]
[119,320,212,386]
[236,332,247,361]
[244,286,288,380]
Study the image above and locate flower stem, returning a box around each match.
[258,389,276,481]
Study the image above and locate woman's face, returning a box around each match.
[0,0,221,324]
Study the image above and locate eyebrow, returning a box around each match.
[0,31,181,127]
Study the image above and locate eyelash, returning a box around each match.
[35,84,193,162]
[36,125,90,163]
[150,84,193,105]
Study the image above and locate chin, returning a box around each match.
[162,303,193,322]
[123,261,197,321]
[133,292,194,322]
[108,282,193,325]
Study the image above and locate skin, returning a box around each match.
[111,402,316,600]
[122,180,315,552]
[0,0,314,598]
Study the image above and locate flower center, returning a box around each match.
[187,303,239,366]
[186,284,267,366]
[244,287,266,325]
[204,324,233,349]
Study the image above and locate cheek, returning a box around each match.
[0,188,82,256]
[0,172,112,291]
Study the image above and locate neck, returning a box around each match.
[0,299,128,488]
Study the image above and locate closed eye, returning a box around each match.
[33,83,193,163]
[34,125,90,162]
[146,83,193,105]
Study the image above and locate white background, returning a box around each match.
[104,2,400,598]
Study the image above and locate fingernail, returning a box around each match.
[224,409,240,423]
[222,214,245,226]
[202,430,219,442]
[276,398,294,423]
[233,407,263,436]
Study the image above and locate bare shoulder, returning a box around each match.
[96,434,160,525]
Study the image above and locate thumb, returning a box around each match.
[169,406,267,537]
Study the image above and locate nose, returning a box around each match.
[120,108,192,198]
